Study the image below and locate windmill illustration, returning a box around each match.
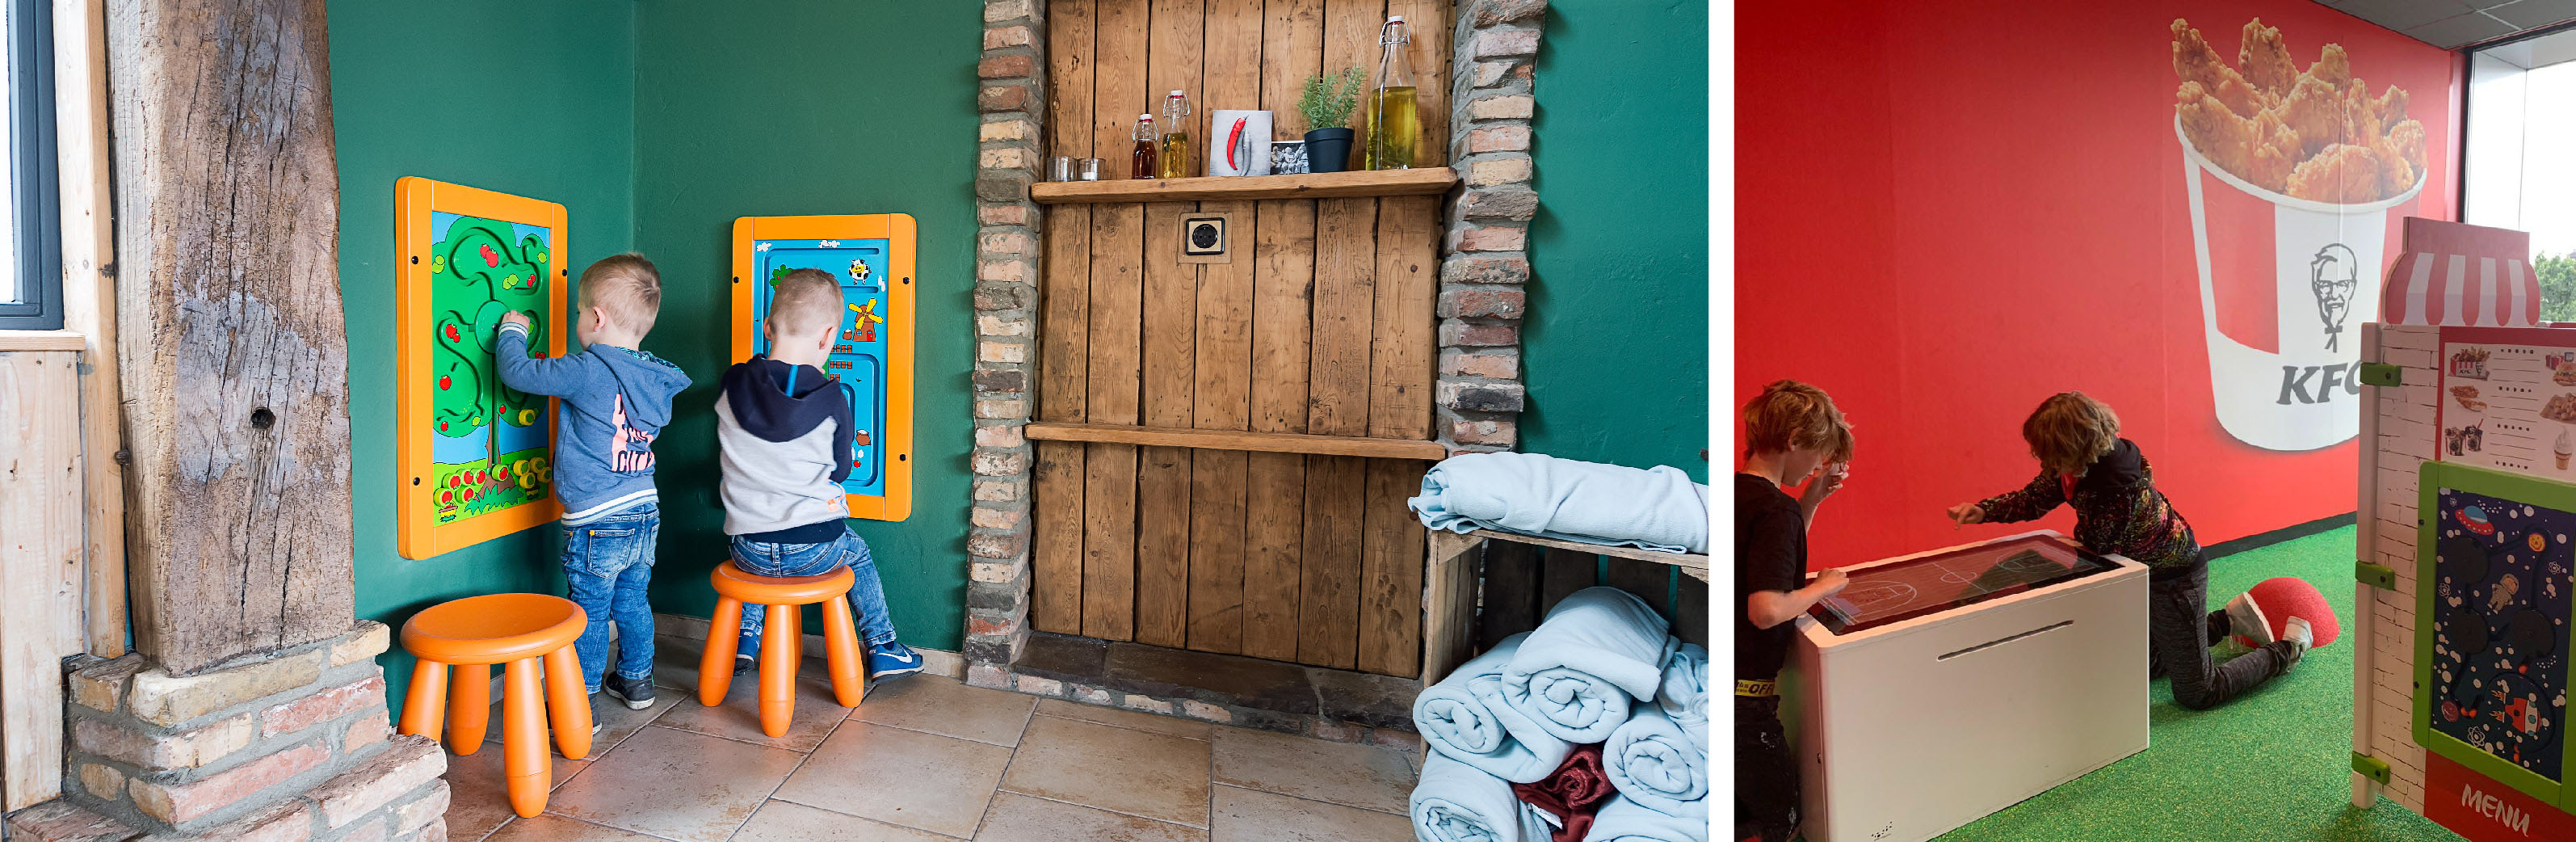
[2310,243,2359,352]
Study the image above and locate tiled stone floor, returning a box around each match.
[438,636,1422,841]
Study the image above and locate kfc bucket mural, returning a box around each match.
[2173,17,2426,451]
[1739,1,2464,567]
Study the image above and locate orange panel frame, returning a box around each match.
[729,214,916,522]
[394,177,569,559]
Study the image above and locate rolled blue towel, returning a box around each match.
[1604,702,1708,817]
[1415,634,1574,783]
[1500,587,1675,743]
[1583,794,1708,842]
[1413,751,1553,842]
[1655,643,1709,751]
[1407,453,1711,554]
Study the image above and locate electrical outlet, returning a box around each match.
[1178,211,1231,263]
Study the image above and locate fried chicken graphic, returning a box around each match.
[2172,18,2421,203]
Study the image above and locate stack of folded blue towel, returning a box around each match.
[1409,587,1710,842]
[1408,453,1712,555]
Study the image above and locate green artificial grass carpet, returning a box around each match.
[1934,526,2464,842]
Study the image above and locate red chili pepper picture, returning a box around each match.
[1226,117,1246,170]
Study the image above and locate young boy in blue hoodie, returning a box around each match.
[498,254,691,713]
[714,268,922,682]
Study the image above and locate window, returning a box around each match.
[0,0,55,330]
[2466,27,2576,322]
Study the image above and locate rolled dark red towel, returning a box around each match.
[1512,743,1612,842]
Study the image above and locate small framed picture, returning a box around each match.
[1271,141,1309,175]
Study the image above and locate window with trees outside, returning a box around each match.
[2466,27,2576,322]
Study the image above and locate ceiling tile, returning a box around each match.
[2407,11,2520,47]
[2334,0,2477,31]
[2486,0,2576,27]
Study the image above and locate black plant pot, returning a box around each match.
[1304,128,1355,174]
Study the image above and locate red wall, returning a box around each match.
[1738,0,2465,569]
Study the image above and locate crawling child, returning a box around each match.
[1947,391,2311,710]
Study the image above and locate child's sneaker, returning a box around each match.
[866,641,926,680]
[2224,591,2274,645]
[733,655,754,676]
[2277,617,2315,672]
[603,673,656,710]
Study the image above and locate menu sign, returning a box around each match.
[2436,327,2576,479]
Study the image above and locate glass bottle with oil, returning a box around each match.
[1131,114,1158,179]
[1365,15,1417,170]
[1158,91,1194,179]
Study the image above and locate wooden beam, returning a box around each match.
[1024,421,1447,459]
[107,0,355,674]
[57,0,126,659]
[0,330,86,352]
[1030,168,1459,204]
[1,350,82,810]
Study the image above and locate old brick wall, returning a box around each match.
[6,622,448,842]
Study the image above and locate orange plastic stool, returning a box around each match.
[396,594,593,818]
[698,561,866,736]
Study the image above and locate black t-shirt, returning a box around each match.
[1736,474,1809,681]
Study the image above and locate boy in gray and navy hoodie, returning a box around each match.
[714,267,922,682]
[498,254,691,713]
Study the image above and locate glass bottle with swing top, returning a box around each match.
[1365,16,1418,170]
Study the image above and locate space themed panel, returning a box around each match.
[2424,481,2576,787]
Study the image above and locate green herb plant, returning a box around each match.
[1297,66,1368,133]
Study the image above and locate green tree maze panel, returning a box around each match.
[427,212,555,524]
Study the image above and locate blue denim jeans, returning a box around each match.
[563,502,659,693]
[729,526,898,657]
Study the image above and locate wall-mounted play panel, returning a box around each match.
[2415,461,2576,806]
[729,214,916,522]
[394,178,569,560]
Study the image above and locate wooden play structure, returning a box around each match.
[1026,0,1458,678]
[2353,220,2576,840]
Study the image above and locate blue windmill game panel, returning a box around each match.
[750,238,890,498]
[2429,486,2576,783]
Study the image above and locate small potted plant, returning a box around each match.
[1298,66,1367,174]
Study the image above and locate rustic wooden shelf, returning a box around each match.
[1029,168,1459,204]
[1023,422,1448,460]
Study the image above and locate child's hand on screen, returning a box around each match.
[1811,568,1849,596]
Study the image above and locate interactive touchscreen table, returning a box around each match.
[1790,531,2147,842]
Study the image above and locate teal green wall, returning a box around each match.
[331,1,1691,711]
[330,0,638,708]
[630,0,980,650]
[1525,2,1711,481]
[333,1,977,705]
